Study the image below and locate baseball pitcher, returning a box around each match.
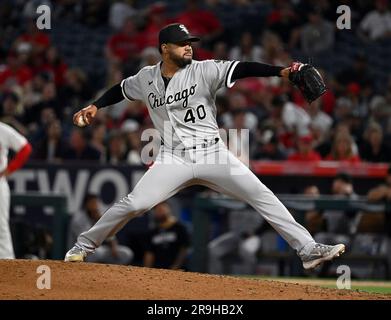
[65,23,344,270]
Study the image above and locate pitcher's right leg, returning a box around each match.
[65,152,194,261]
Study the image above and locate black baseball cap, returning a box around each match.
[159,23,200,50]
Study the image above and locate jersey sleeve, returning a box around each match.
[1,123,27,152]
[201,60,240,92]
[120,70,144,101]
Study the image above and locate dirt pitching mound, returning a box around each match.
[0,260,389,300]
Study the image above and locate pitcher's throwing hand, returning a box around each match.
[73,105,97,127]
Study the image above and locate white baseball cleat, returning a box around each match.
[64,245,87,262]
[299,243,345,270]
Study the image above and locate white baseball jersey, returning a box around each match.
[0,122,28,172]
[0,122,27,259]
[121,59,239,148]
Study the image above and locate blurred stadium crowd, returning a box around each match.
[2,0,391,278]
[1,0,391,165]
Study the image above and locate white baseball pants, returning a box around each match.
[77,141,315,253]
[0,178,15,259]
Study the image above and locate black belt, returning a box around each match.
[161,137,220,150]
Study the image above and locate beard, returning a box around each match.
[170,51,192,68]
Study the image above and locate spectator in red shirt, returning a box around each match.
[15,19,50,57]
[138,2,172,49]
[106,18,142,65]
[267,2,301,48]
[0,53,33,90]
[175,0,223,46]
[29,46,68,87]
[325,131,361,163]
[288,134,322,162]
[192,41,214,60]
[42,47,68,87]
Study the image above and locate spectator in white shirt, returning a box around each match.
[229,32,263,62]
[0,122,32,259]
[109,0,137,30]
[360,0,391,41]
[68,193,133,265]
[307,98,333,145]
[271,97,311,136]
[300,10,335,56]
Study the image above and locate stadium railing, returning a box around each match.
[11,193,68,260]
[191,194,390,278]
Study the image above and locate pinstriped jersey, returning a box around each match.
[121,59,239,148]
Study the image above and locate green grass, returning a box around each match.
[236,275,391,295]
[322,285,391,295]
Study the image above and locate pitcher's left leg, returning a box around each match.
[196,147,345,268]
[195,147,314,252]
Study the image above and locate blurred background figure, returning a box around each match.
[67,193,133,265]
[108,0,137,31]
[229,31,262,62]
[143,202,190,270]
[253,129,287,160]
[325,131,361,163]
[368,165,391,203]
[300,9,334,56]
[0,121,32,259]
[367,167,391,268]
[64,127,101,161]
[175,0,223,48]
[288,134,322,162]
[360,0,391,41]
[106,130,127,165]
[314,173,358,250]
[360,121,391,162]
[302,185,323,235]
[367,166,391,237]
[121,119,143,165]
[105,17,142,73]
[208,201,265,275]
[311,173,360,277]
[0,91,27,136]
[32,119,68,162]
[139,47,161,68]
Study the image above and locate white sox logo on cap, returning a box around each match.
[179,24,189,34]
